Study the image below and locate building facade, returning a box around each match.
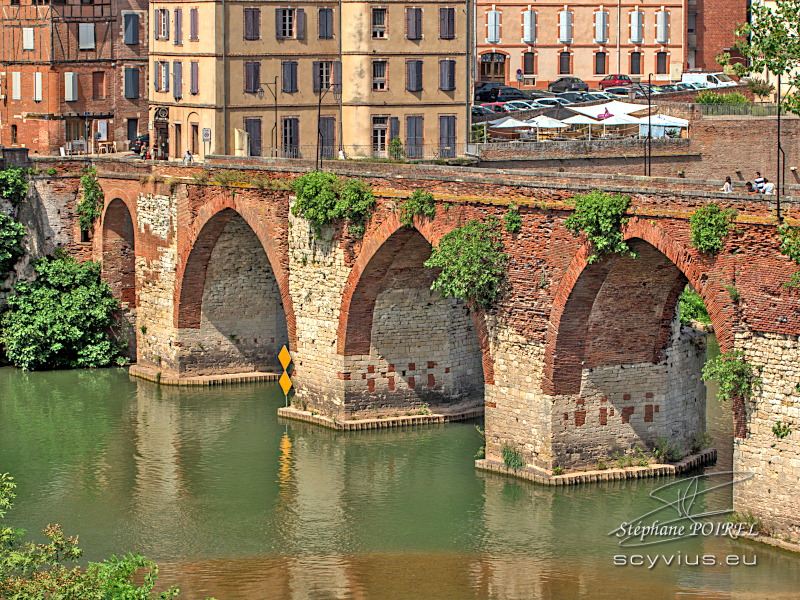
[0,0,148,155]
[150,0,469,160]
[686,0,747,71]
[475,0,685,88]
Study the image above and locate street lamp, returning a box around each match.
[258,77,279,156]
[643,73,653,177]
[316,81,342,169]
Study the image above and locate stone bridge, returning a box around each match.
[45,158,800,540]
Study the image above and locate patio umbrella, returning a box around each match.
[526,115,568,141]
[562,114,601,140]
[594,113,640,136]
[567,100,648,119]
[635,113,689,138]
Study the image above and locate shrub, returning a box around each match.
[679,286,711,325]
[46,167,57,176]
[772,421,791,439]
[689,203,738,254]
[0,253,123,370]
[695,90,751,104]
[0,213,26,274]
[388,137,405,160]
[702,350,760,402]
[292,172,375,238]
[424,219,508,310]
[779,224,800,265]
[192,170,211,184]
[652,437,683,462]
[335,178,376,238]
[77,167,104,232]
[564,190,634,263]
[397,190,436,228]
[211,169,244,185]
[0,166,28,205]
[746,78,775,100]
[691,431,714,453]
[724,284,740,303]
[504,204,522,234]
[501,444,525,470]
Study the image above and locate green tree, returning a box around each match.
[689,203,738,254]
[564,190,634,263]
[0,212,26,274]
[0,253,123,370]
[424,219,508,310]
[719,0,800,114]
[0,167,29,206]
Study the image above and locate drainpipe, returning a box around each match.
[616,0,621,73]
[222,0,228,155]
[465,0,473,152]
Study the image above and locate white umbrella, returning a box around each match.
[598,113,640,125]
[491,118,536,129]
[488,116,514,126]
[562,114,600,140]
[524,115,567,141]
[633,114,689,126]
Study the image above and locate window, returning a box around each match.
[174,8,183,44]
[372,116,388,155]
[630,51,641,74]
[439,59,455,91]
[594,51,607,75]
[438,115,456,158]
[92,71,106,99]
[78,23,95,49]
[190,61,199,94]
[282,60,298,92]
[656,51,668,74]
[629,10,643,44]
[479,52,505,82]
[373,60,387,90]
[190,8,199,40]
[406,59,423,91]
[486,9,500,44]
[522,9,536,44]
[594,10,608,44]
[244,61,260,93]
[173,61,183,99]
[22,27,34,50]
[523,51,535,75]
[191,123,199,154]
[559,51,571,74]
[405,115,423,158]
[64,72,77,101]
[687,12,696,34]
[127,118,138,142]
[11,72,21,100]
[281,117,299,158]
[33,72,42,101]
[244,7,261,40]
[313,60,332,91]
[276,8,302,39]
[656,10,669,44]
[406,7,422,40]
[372,8,386,38]
[65,121,84,141]
[319,7,333,39]
[155,8,169,40]
[244,117,262,156]
[125,67,140,98]
[159,60,170,91]
[558,10,572,44]
[11,125,17,144]
[439,7,454,39]
[124,13,139,44]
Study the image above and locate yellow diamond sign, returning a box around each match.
[279,371,293,396]
[278,346,292,370]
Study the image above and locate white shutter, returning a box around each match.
[64,72,78,101]
[22,27,34,50]
[487,10,500,44]
[594,10,608,44]
[522,9,536,44]
[78,23,95,50]
[33,72,42,101]
[11,72,21,100]
[630,10,643,44]
[558,9,572,44]
[656,10,669,44]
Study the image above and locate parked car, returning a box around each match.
[587,91,615,100]
[681,71,737,88]
[480,102,511,113]
[657,84,679,93]
[557,91,595,103]
[504,100,539,111]
[548,77,589,93]
[604,86,647,99]
[472,105,495,118]
[534,97,572,107]
[599,74,633,89]
[674,82,696,91]
[129,134,149,154]
[519,89,556,101]
[475,85,528,102]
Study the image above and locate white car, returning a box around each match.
[681,72,737,89]
[503,100,539,111]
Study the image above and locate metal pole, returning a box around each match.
[777,73,782,222]
[316,86,324,170]
[647,73,653,176]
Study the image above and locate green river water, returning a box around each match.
[2,338,800,599]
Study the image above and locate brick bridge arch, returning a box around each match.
[542,216,735,396]
[337,212,495,386]
[174,198,296,348]
[101,198,137,307]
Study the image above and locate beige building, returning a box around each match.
[475,0,685,89]
[150,0,469,161]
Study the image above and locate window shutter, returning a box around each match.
[63,72,77,101]
[439,59,455,91]
[173,61,182,99]
[319,8,332,39]
[190,62,198,93]
[312,60,320,91]
[439,115,448,154]
[163,61,170,92]
[406,116,423,158]
[33,72,42,101]
[174,9,182,43]
[296,8,305,39]
[594,10,607,44]
[630,10,643,43]
[163,9,169,40]
[153,60,159,91]
[282,61,291,92]
[291,118,299,149]
[406,61,414,91]
[656,10,669,44]
[333,60,342,89]
[416,61,423,91]
[125,67,139,98]
[154,9,159,39]
[522,10,536,43]
[275,8,283,38]
[487,10,500,44]
[390,117,399,141]
[439,8,454,39]
[244,8,252,39]
[23,27,34,50]
[78,23,95,49]
[190,8,198,40]
[124,13,139,44]
[439,8,446,39]
[558,10,572,44]
[407,8,421,40]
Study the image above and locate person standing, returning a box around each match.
[721,176,732,193]
[763,178,775,194]
[754,171,766,193]
[183,149,193,165]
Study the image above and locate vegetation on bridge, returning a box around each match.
[0,473,213,599]
[424,218,509,310]
[702,350,760,403]
[0,253,124,370]
[564,190,634,263]
[779,224,800,288]
[689,203,738,254]
[0,212,26,274]
[397,190,437,228]
[679,287,711,325]
[694,91,750,104]
[77,167,105,232]
[0,166,28,206]
[291,171,376,238]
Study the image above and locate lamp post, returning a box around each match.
[777,73,784,222]
[643,74,653,176]
[257,76,279,157]
[316,80,342,170]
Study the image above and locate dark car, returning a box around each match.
[556,91,595,103]
[472,105,495,118]
[475,85,527,102]
[519,89,556,100]
[548,77,589,93]
[130,134,149,153]
[599,74,633,89]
